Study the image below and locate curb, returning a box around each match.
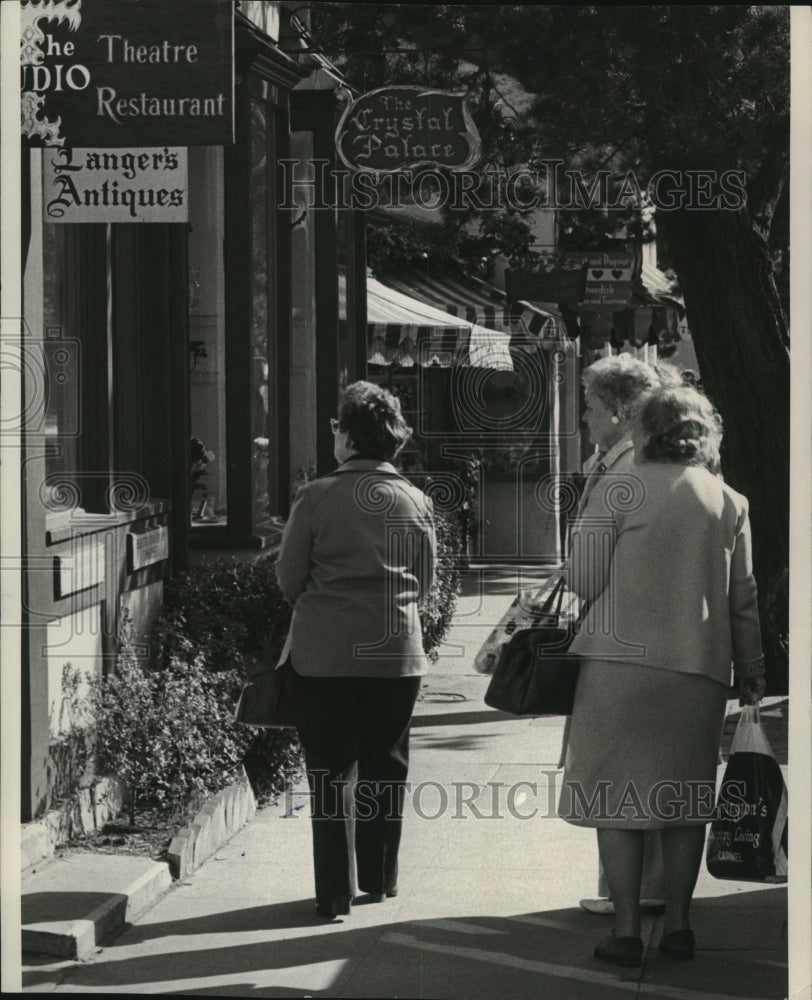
[22,771,257,960]
[167,769,256,879]
[22,857,172,961]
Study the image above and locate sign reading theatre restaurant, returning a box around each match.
[21,0,233,147]
[335,86,481,173]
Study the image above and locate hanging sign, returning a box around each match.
[335,86,481,173]
[505,268,586,305]
[42,146,188,222]
[560,249,634,308]
[21,0,234,147]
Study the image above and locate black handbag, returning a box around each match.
[484,578,581,717]
[234,650,298,729]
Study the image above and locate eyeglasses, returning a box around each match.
[330,418,340,434]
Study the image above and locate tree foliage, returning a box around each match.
[311,3,791,690]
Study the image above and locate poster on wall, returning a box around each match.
[21,0,234,147]
[42,146,189,222]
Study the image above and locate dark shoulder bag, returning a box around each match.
[484,578,581,717]
[234,650,298,729]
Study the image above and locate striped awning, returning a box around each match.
[339,273,514,370]
[378,267,563,341]
[367,278,513,370]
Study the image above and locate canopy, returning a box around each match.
[338,273,514,370]
[379,266,563,340]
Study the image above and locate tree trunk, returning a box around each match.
[657,207,789,691]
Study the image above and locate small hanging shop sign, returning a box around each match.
[560,249,634,309]
[42,146,188,222]
[504,268,586,305]
[335,86,481,172]
[21,0,233,147]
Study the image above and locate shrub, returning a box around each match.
[420,511,463,661]
[90,507,462,825]
[154,556,292,672]
[89,613,251,826]
[152,558,302,805]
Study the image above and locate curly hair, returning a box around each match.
[582,355,661,420]
[638,386,723,470]
[338,380,412,462]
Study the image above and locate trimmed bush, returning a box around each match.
[90,508,462,826]
[421,511,463,660]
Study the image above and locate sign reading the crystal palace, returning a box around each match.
[21,0,234,146]
[335,86,482,173]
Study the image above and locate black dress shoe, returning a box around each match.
[315,895,352,918]
[594,932,644,967]
[360,885,398,903]
[659,928,695,960]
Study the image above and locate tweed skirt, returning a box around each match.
[557,658,728,829]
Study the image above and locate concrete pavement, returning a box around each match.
[21,565,790,998]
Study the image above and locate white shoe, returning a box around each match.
[579,898,666,916]
[579,898,615,915]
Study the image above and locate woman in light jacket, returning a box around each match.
[558,385,766,966]
[561,354,667,915]
[275,381,436,920]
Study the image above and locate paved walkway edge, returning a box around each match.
[22,769,258,960]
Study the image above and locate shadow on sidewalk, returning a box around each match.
[23,891,787,999]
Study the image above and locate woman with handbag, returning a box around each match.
[275,381,436,919]
[558,385,766,966]
[561,355,668,917]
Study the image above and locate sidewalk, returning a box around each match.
[22,565,789,998]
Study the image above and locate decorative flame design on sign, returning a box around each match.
[335,86,481,173]
[21,0,83,145]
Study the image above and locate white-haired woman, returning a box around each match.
[562,355,667,915]
[559,385,766,966]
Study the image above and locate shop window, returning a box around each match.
[188,147,227,526]
[42,224,80,492]
[40,222,110,514]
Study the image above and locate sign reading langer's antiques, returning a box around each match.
[335,86,482,172]
[43,146,188,222]
[21,0,233,147]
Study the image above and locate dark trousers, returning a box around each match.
[286,663,421,904]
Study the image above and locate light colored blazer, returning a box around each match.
[567,461,763,686]
[275,459,436,678]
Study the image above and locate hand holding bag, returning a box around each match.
[484,577,581,717]
[706,704,788,882]
[234,647,297,729]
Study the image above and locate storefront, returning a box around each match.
[365,265,576,562]
[17,3,367,822]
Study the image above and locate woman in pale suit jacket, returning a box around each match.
[275,381,436,920]
[560,355,667,915]
[558,385,766,966]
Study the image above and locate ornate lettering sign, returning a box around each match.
[21,0,233,147]
[42,146,188,222]
[335,86,481,173]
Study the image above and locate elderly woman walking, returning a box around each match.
[559,385,766,966]
[275,381,436,919]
